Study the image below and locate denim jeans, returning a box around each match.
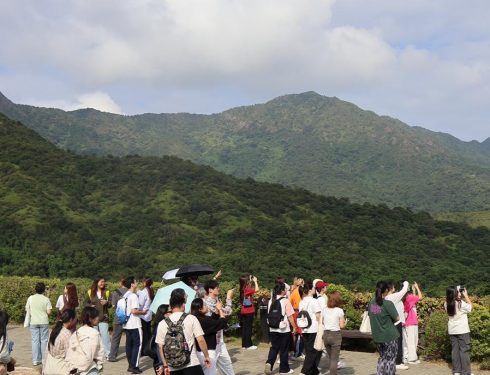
[94,322,111,357]
[30,324,49,364]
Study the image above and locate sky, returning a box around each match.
[0,0,489,141]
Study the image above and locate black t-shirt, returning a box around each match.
[195,314,228,350]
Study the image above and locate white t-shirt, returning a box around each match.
[299,296,322,334]
[155,312,204,371]
[137,288,153,322]
[268,297,294,333]
[56,295,64,311]
[122,292,142,330]
[445,301,472,335]
[323,307,344,331]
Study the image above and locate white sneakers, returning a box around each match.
[396,364,409,370]
[264,363,272,375]
[408,360,421,364]
[246,345,258,350]
[279,370,294,375]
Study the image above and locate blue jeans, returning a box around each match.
[30,324,49,364]
[94,322,111,357]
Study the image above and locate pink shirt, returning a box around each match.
[404,295,420,326]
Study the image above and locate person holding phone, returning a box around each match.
[445,286,473,375]
[239,275,259,350]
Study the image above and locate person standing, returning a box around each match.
[445,286,473,375]
[385,280,409,371]
[85,277,111,359]
[239,275,259,350]
[122,276,148,374]
[26,282,52,366]
[55,282,79,320]
[299,281,322,375]
[403,282,422,364]
[289,278,304,360]
[138,278,154,357]
[156,288,211,375]
[368,281,399,375]
[203,279,235,375]
[322,291,346,375]
[108,277,128,362]
[264,282,297,375]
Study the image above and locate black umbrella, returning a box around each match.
[175,264,214,278]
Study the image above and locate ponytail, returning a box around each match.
[49,309,75,348]
[375,281,388,306]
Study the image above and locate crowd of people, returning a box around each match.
[0,273,475,375]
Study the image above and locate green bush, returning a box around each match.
[468,304,490,361]
[423,310,451,360]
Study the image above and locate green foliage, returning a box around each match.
[423,310,451,360]
[433,211,490,229]
[3,91,490,212]
[0,114,490,295]
[468,304,490,361]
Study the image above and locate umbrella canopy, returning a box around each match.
[175,264,214,278]
[162,268,180,281]
[149,281,197,313]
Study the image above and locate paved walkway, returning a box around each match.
[7,326,488,375]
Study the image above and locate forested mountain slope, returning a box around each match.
[0,114,489,294]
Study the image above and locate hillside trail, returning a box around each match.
[6,325,488,375]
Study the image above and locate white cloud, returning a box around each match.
[28,92,123,114]
[0,0,490,140]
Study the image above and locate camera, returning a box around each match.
[457,285,465,293]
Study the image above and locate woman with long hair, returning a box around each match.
[368,281,399,375]
[299,281,322,375]
[85,277,111,359]
[264,282,296,375]
[0,310,16,373]
[56,283,79,321]
[191,298,228,375]
[289,278,305,360]
[44,309,77,374]
[323,291,346,375]
[138,278,154,357]
[445,286,473,375]
[65,306,104,375]
[239,275,259,350]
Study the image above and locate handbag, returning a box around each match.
[360,311,371,334]
[43,352,71,375]
[313,318,325,351]
[24,297,31,328]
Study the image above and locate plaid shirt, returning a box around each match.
[48,327,72,358]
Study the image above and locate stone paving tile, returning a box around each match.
[7,326,488,375]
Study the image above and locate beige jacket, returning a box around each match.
[65,326,104,374]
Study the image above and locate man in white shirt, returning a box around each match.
[156,288,211,375]
[122,276,148,374]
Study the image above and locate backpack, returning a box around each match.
[267,297,285,328]
[163,313,191,368]
[115,296,130,324]
[87,289,110,300]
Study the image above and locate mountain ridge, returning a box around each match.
[2,91,490,212]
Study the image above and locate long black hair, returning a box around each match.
[375,281,389,306]
[191,298,205,317]
[446,286,460,317]
[49,309,76,348]
[0,310,9,353]
[302,280,313,297]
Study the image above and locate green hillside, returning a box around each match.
[433,211,490,229]
[0,114,489,295]
[2,91,490,212]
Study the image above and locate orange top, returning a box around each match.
[289,288,301,310]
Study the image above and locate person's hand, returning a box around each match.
[100,299,108,306]
[204,357,212,368]
[226,288,234,300]
[216,301,223,311]
[252,276,258,283]
[155,366,164,375]
[462,288,469,298]
[214,270,222,279]
[163,366,171,375]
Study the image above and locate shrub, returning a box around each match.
[468,304,490,361]
[423,310,451,360]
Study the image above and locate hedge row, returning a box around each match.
[0,277,488,363]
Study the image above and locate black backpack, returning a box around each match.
[267,297,285,328]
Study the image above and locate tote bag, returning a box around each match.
[43,352,71,375]
[359,311,371,334]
